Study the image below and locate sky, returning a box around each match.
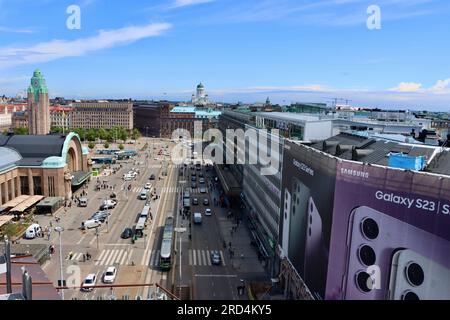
[0,0,450,111]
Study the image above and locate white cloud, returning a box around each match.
[0,22,172,69]
[429,78,450,94]
[171,0,215,8]
[0,26,36,33]
[390,82,423,92]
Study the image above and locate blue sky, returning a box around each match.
[0,0,450,110]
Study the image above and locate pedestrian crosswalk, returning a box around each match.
[130,186,209,194]
[94,249,134,266]
[188,250,226,267]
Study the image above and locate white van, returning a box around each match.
[25,224,42,239]
[139,190,148,200]
[194,213,202,224]
[81,219,101,230]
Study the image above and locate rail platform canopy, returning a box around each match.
[10,195,44,213]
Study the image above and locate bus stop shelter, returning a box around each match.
[10,196,45,213]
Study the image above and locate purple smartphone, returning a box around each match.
[304,197,323,284]
[343,206,450,300]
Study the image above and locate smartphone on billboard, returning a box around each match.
[282,189,291,255]
[303,196,325,297]
[388,249,450,300]
[288,177,311,274]
[343,206,450,300]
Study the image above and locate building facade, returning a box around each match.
[0,133,90,206]
[72,101,133,130]
[133,102,169,137]
[50,106,73,131]
[27,70,50,135]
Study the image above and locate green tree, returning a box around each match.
[86,128,97,142]
[98,128,108,141]
[88,142,95,150]
[118,143,124,150]
[131,128,141,140]
[13,127,28,135]
[104,141,110,149]
[51,126,63,134]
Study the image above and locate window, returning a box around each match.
[33,176,42,195]
[20,176,29,195]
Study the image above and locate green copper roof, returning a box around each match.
[28,69,48,101]
[197,82,204,89]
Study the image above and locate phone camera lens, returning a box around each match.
[402,291,420,300]
[310,202,313,213]
[361,218,379,240]
[358,245,376,266]
[356,271,374,293]
[405,262,424,287]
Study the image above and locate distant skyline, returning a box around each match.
[0,0,450,111]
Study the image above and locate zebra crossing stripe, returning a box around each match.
[192,250,197,265]
[126,249,134,265]
[220,251,226,266]
[120,251,128,265]
[206,251,211,266]
[202,251,207,266]
[108,250,119,266]
[189,250,192,266]
[115,251,124,264]
[103,250,114,266]
[95,250,106,266]
[196,250,201,266]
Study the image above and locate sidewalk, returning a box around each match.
[209,174,267,279]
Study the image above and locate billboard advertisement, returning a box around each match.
[326,161,450,300]
[280,141,338,299]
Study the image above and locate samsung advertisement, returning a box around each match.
[280,141,338,300]
[326,161,450,300]
[281,141,450,300]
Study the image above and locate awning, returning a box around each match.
[10,195,44,213]
[71,171,92,187]
[1,195,30,209]
[0,215,14,228]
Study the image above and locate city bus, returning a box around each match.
[159,215,174,271]
[91,157,116,165]
[135,217,147,238]
[97,149,120,155]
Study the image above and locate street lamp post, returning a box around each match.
[54,226,65,300]
[95,226,99,249]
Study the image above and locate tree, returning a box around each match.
[13,127,28,135]
[131,128,141,141]
[51,126,63,134]
[119,143,124,150]
[2,129,9,135]
[98,128,108,141]
[88,142,95,150]
[104,141,110,149]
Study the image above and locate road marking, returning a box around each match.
[188,250,192,266]
[140,249,149,266]
[89,235,97,246]
[206,250,211,266]
[192,250,196,265]
[120,251,128,265]
[76,234,87,245]
[220,251,226,266]
[126,249,134,265]
[202,250,207,266]
[102,250,113,266]
[115,251,124,264]
[107,250,119,266]
[95,250,107,266]
[196,250,202,266]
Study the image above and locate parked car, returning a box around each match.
[81,219,101,230]
[191,182,197,189]
[78,197,88,207]
[192,198,199,205]
[90,211,109,222]
[205,208,212,216]
[25,224,42,239]
[81,273,97,292]
[210,251,221,265]
[199,178,205,184]
[203,198,209,206]
[100,199,117,210]
[198,172,204,177]
[200,187,207,194]
[191,176,197,181]
[145,183,152,190]
[149,174,156,180]
[121,228,133,239]
[103,267,117,284]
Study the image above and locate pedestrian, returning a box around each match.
[50,221,53,228]
[47,231,51,241]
